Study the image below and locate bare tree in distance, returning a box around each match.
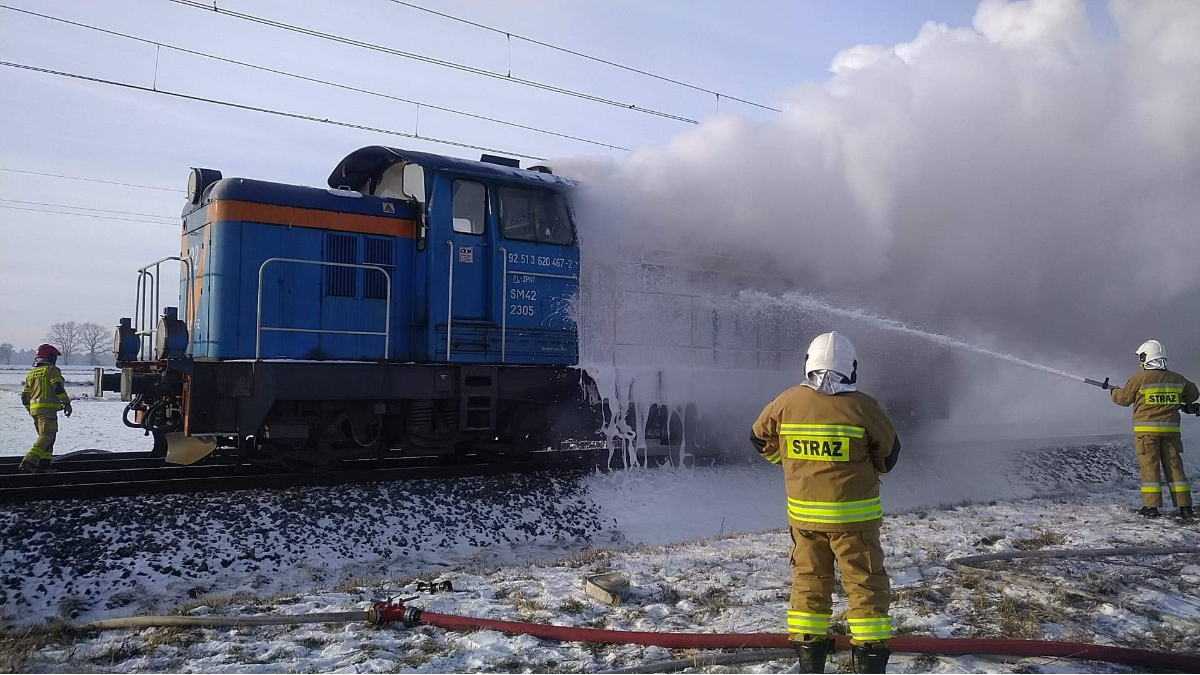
[46,322,80,365]
[0,343,12,365]
[79,322,112,366]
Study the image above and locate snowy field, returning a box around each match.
[5,487,1198,673]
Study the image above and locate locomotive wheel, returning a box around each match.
[500,404,542,459]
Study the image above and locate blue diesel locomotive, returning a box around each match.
[99,146,666,466]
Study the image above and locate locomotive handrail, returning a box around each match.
[499,246,507,362]
[255,257,391,360]
[134,256,193,360]
[446,240,454,361]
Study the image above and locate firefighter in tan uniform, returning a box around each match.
[752,332,900,674]
[20,344,73,473]
[1109,340,1197,521]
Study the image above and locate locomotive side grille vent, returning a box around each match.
[363,237,394,300]
[324,233,357,297]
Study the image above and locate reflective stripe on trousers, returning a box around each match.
[847,616,893,642]
[788,496,882,524]
[786,609,831,635]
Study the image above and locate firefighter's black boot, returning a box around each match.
[1179,505,1195,521]
[851,644,890,674]
[792,637,834,674]
[1138,506,1161,519]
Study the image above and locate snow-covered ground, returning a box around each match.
[1,440,1173,623]
[0,366,147,457]
[6,487,1199,673]
[4,365,1200,672]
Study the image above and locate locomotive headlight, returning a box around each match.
[188,167,223,205]
[155,307,190,360]
[113,318,139,362]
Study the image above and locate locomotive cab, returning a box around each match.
[330,146,580,365]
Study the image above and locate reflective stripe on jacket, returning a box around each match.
[752,386,898,532]
[23,365,69,413]
[1111,368,1198,435]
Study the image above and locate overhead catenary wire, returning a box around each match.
[0,204,177,226]
[0,60,549,161]
[384,0,782,113]
[0,198,177,221]
[164,0,700,125]
[0,4,628,152]
[0,167,180,193]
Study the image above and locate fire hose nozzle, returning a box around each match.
[1084,377,1115,390]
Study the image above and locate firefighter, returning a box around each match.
[752,332,900,674]
[20,343,72,473]
[1109,340,1197,521]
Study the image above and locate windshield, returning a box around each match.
[498,186,574,245]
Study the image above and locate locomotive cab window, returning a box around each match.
[499,187,574,245]
[451,179,486,235]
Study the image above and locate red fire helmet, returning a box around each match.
[35,343,62,359]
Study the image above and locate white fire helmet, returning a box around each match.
[806,331,858,381]
[1136,340,1165,364]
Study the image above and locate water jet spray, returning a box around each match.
[742,291,1116,390]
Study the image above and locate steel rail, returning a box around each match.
[0,451,600,504]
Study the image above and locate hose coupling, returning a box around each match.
[367,601,422,627]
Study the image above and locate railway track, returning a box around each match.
[0,451,181,473]
[0,449,602,504]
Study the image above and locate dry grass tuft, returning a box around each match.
[0,620,84,672]
[1012,530,1067,551]
[561,548,614,570]
[171,591,260,615]
[558,597,587,615]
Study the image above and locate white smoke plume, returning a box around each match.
[564,0,1200,385]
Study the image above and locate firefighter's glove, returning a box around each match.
[1182,402,1200,416]
[63,404,73,418]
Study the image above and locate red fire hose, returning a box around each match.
[369,602,1200,671]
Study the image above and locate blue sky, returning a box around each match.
[0,0,1116,347]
